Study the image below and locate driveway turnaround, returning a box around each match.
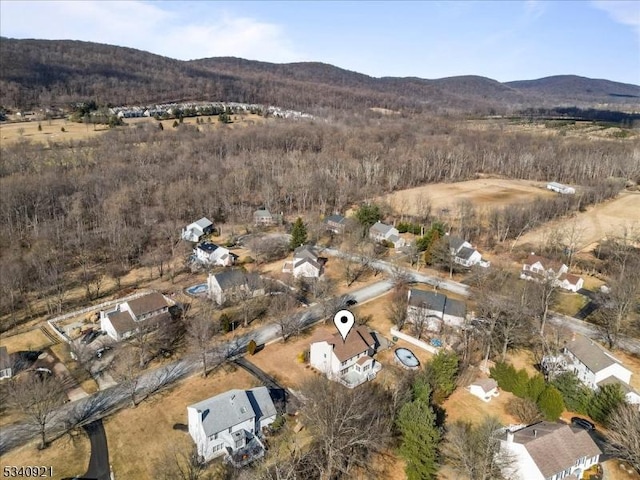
[82,420,110,480]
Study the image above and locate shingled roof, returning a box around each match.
[127,292,170,317]
[507,422,601,478]
[315,325,377,363]
[564,334,622,374]
[408,289,466,319]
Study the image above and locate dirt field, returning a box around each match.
[377,177,555,218]
[518,191,640,252]
[0,113,269,146]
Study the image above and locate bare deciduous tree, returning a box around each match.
[387,289,409,331]
[605,403,640,472]
[5,372,67,449]
[110,348,143,407]
[186,307,217,377]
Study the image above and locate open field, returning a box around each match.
[0,113,269,146]
[518,191,640,251]
[0,328,54,354]
[442,383,519,425]
[377,177,555,218]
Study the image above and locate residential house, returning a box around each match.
[406,288,467,332]
[468,378,499,402]
[207,269,265,305]
[542,333,640,407]
[369,221,406,248]
[100,292,172,341]
[182,217,214,242]
[324,214,347,234]
[547,182,576,195]
[309,325,382,388]
[557,273,584,293]
[0,346,12,380]
[282,245,325,278]
[520,254,584,293]
[194,242,237,267]
[500,421,601,480]
[253,209,274,226]
[447,235,490,268]
[187,387,277,464]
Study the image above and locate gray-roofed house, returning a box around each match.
[447,235,490,268]
[182,217,214,242]
[194,242,237,267]
[0,346,12,380]
[100,292,172,341]
[407,288,467,331]
[468,378,499,402]
[207,269,265,305]
[500,421,601,480]
[369,221,405,248]
[324,214,347,234]
[187,387,277,463]
[282,245,326,278]
[542,333,639,407]
[253,209,274,226]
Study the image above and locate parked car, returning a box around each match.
[95,346,112,359]
[571,417,595,431]
[81,330,101,345]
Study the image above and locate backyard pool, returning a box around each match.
[394,348,420,369]
[186,284,207,296]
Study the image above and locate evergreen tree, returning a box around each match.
[525,374,546,403]
[551,372,592,414]
[537,386,565,420]
[354,203,382,228]
[588,383,625,424]
[289,217,308,250]
[425,351,459,404]
[397,382,440,480]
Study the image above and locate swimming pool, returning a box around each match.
[394,348,420,369]
[186,284,207,296]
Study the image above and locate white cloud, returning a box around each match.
[592,0,640,32]
[0,1,302,62]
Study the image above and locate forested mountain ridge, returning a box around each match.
[1,37,639,112]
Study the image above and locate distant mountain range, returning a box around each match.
[1,38,638,113]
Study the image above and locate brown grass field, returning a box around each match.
[0,113,269,146]
[0,328,54,354]
[518,191,640,252]
[378,177,555,218]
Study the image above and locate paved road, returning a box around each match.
[82,420,110,480]
[0,280,394,455]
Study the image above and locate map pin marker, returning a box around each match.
[334,309,355,342]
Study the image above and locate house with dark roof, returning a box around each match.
[0,346,12,380]
[100,292,172,341]
[447,235,490,268]
[309,325,382,388]
[194,242,237,267]
[207,270,265,305]
[182,217,214,242]
[520,254,584,293]
[369,221,406,248]
[282,245,326,278]
[187,387,277,463]
[500,421,601,480]
[542,333,640,407]
[324,214,347,234]
[406,288,467,332]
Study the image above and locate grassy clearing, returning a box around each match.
[552,291,589,317]
[0,329,53,354]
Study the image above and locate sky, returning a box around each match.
[1,0,639,85]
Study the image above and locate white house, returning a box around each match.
[194,242,237,267]
[282,245,325,278]
[100,292,172,341]
[547,182,576,195]
[447,236,490,268]
[520,254,584,293]
[500,422,601,480]
[468,378,499,402]
[557,273,584,293]
[187,387,277,463]
[182,217,214,242]
[0,346,12,380]
[406,288,467,332]
[253,209,274,226]
[309,325,382,388]
[542,333,639,407]
[369,221,406,248]
[207,270,265,305]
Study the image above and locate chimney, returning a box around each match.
[507,431,514,443]
[571,331,576,342]
[533,429,537,438]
